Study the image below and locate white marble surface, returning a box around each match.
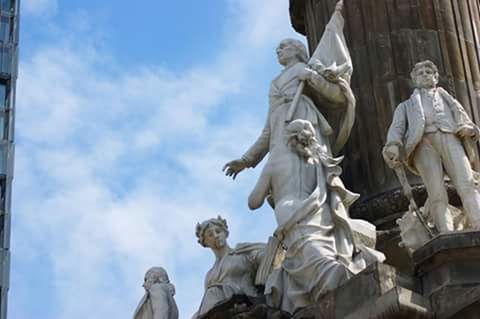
[384,60,480,233]
[133,267,178,319]
[223,0,384,313]
[193,217,264,318]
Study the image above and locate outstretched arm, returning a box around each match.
[223,110,271,179]
[242,118,271,168]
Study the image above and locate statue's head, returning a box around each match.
[411,60,439,89]
[195,216,229,249]
[143,267,170,290]
[276,38,308,66]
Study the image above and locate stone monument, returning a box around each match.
[289,0,480,271]
[224,1,385,314]
[132,1,480,318]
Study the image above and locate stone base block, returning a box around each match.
[413,230,480,318]
[199,295,290,319]
[293,263,431,319]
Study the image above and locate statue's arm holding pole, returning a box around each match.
[286,0,345,122]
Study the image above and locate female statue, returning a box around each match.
[193,216,265,317]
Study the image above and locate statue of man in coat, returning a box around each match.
[383,60,480,232]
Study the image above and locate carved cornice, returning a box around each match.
[350,184,461,228]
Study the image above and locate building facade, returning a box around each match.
[0,0,18,317]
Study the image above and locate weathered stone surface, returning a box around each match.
[293,263,431,319]
[413,230,480,274]
[414,231,480,317]
[199,295,290,319]
[351,183,462,227]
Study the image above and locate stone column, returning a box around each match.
[290,0,480,225]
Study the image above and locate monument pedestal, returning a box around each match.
[294,263,431,319]
[413,230,480,318]
[199,295,290,319]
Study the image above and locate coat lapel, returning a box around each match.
[404,89,426,157]
[409,89,424,120]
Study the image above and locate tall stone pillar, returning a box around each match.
[290,0,480,226]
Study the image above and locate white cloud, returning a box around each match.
[12,0,301,318]
[22,0,58,16]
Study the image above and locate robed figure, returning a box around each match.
[224,1,384,313]
[133,267,179,319]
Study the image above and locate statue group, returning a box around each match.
[133,1,480,318]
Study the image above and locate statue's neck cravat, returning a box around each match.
[419,88,456,133]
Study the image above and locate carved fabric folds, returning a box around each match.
[196,243,265,317]
[133,283,179,319]
[243,62,384,314]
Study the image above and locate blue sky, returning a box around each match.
[11,0,303,318]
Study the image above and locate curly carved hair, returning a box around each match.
[410,60,439,80]
[195,216,229,247]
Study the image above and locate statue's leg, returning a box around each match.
[414,135,454,232]
[441,134,480,229]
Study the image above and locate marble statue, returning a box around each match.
[133,267,179,319]
[193,216,265,318]
[223,1,384,314]
[383,60,480,233]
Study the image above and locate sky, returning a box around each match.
[11,0,303,318]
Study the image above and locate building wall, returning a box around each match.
[0,0,18,317]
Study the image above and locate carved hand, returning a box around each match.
[223,159,248,180]
[297,67,313,81]
[457,125,476,139]
[382,145,400,169]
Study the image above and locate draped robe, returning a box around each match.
[195,243,265,317]
[243,62,385,313]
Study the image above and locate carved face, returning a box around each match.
[143,273,156,291]
[203,224,227,249]
[276,41,298,66]
[143,267,168,291]
[413,66,438,89]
